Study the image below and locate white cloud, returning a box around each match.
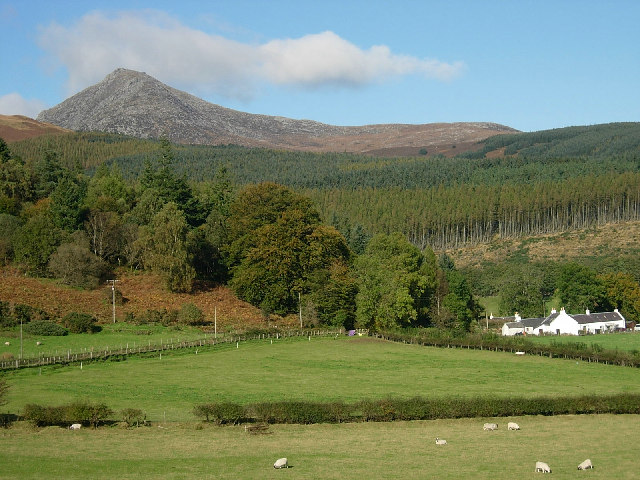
[37,11,465,99]
[0,93,47,118]
[260,31,464,87]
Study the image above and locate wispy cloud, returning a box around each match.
[0,93,46,117]
[38,10,465,99]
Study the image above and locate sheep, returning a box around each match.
[577,459,593,470]
[435,437,447,445]
[535,461,551,473]
[69,423,82,430]
[4,341,9,346]
[36,341,42,346]
[273,458,288,469]
[508,422,520,430]
[483,422,498,431]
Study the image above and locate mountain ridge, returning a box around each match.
[36,68,517,156]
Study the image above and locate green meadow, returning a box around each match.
[4,336,640,422]
[0,322,208,360]
[0,414,636,479]
[527,332,640,353]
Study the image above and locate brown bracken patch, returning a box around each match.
[0,267,298,331]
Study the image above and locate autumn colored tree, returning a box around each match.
[231,208,350,315]
[228,183,351,317]
[599,272,640,324]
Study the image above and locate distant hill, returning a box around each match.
[463,122,640,159]
[0,114,70,142]
[36,68,516,156]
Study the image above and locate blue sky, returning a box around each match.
[1,0,639,132]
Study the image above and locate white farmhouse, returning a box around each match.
[501,308,625,336]
[500,313,547,336]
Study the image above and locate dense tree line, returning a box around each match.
[4,125,640,328]
[9,124,640,253]
[309,172,640,249]
[0,137,476,331]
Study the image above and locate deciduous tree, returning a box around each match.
[558,263,608,313]
[136,202,195,292]
[355,233,437,331]
[599,272,640,324]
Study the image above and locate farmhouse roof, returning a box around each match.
[519,317,546,328]
[571,311,624,324]
[504,321,523,328]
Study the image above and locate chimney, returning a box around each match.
[551,308,557,314]
[586,308,590,315]
[515,312,521,322]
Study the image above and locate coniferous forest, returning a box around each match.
[3,122,640,330]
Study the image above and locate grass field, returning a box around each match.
[0,322,209,360]
[4,336,640,422]
[527,332,640,353]
[0,414,636,479]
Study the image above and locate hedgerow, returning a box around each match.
[377,328,640,367]
[23,401,113,427]
[193,393,640,425]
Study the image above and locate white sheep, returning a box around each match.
[435,437,447,445]
[273,458,288,469]
[4,341,9,346]
[483,422,498,431]
[577,459,593,470]
[508,422,520,430]
[36,341,42,346]
[69,423,82,430]
[535,461,551,473]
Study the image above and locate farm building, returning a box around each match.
[500,308,625,336]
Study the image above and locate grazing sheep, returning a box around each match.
[435,437,447,445]
[69,423,82,430]
[535,461,551,473]
[36,341,42,346]
[577,459,593,470]
[4,341,9,346]
[508,422,520,430]
[483,422,498,431]
[273,458,288,469]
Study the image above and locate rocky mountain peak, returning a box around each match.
[36,68,517,155]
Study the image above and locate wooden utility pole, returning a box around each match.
[106,279,120,323]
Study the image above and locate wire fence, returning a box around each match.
[1,328,368,371]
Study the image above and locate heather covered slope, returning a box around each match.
[0,115,70,142]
